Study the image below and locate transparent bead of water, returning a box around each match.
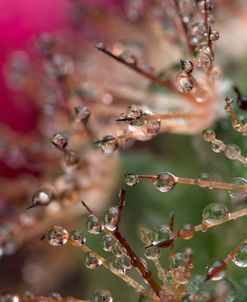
[229,177,247,199]
[139,226,154,245]
[101,235,115,252]
[152,172,176,192]
[92,289,113,302]
[232,242,247,267]
[194,45,213,68]
[30,188,55,208]
[74,105,91,121]
[176,73,194,92]
[211,140,225,153]
[103,207,119,231]
[174,266,188,284]
[64,150,80,168]
[224,144,241,160]
[144,245,161,260]
[202,128,215,142]
[207,259,226,281]
[109,256,126,274]
[181,60,194,73]
[120,51,137,65]
[95,42,105,50]
[231,114,247,134]
[125,173,139,186]
[69,230,86,246]
[120,254,132,270]
[99,135,118,154]
[210,29,220,41]
[127,104,143,119]
[51,133,68,150]
[172,253,187,269]
[191,21,206,36]
[202,203,229,224]
[86,215,102,234]
[85,252,102,269]
[47,226,69,246]
[179,224,195,240]
[154,225,172,242]
[112,242,126,258]
[146,119,161,137]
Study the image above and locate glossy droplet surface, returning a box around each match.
[125,173,139,186]
[92,289,113,302]
[207,259,226,281]
[120,51,137,65]
[120,255,132,270]
[155,225,172,242]
[176,73,194,92]
[202,129,215,142]
[111,242,126,258]
[103,207,119,231]
[127,104,143,119]
[51,133,68,150]
[224,144,241,160]
[31,188,55,208]
[99,135,118,154]
[64,150,80,168]
[232,242,247,267]
[194,45,213,68]
[179,224,195,240]
[144,245,161,260]
[181,60,194,73]
[74,105,91,121]
[202,203,229,224]
[152,172,176,192]
[211,140,225,153]
[101,235,115,252]
[47,226,69,246]
[85,252,102,269]
[229,177,247,199]
[86,215,102,235]
[69,230,86,246]
[109,256,126,274]
[209,29,220,41]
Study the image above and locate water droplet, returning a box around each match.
[210,29,220,41]
[30,188,55,209]
[232,242,247,267]
[120,255,132,270]
[51,133,68,150]
[86,215,102,235]
[95,42,105,50]
[47,226,69,246]
[144,245,161,260]
[202,203,229,225]
[103,207,119,231]
[176,73,194,92]
[179,224,195,240]
[139,226,154,245]
[85,252,102,269]
[231,114,247,134]
[173,253,187,268]
[98,135,118,154]
[229,177,247,199]
[194,45,213,68]
[101,235,115,252]
[154,225,172,242]
[69,230,86,246]
[181,60,194,73]
[125,173,139,186]
[202,129,215,142]
[224,144,241,160]
[92,289,113,302]
[206,259,226,281]
[211,140,225,153]
[74,105,91,122]
[120,51,137,65]
[0,293,20,302]
[152,172,176,192]
[111,242,126,258]
[127,105,143,119]
[109,256,126,274]
[174,266,188,284]
[64,150,80,169]
[191,21,206,36]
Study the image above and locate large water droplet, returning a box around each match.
[179,224,195,240]
[144,245,161,260]
[84,252,102,269]
[202,129,215,142]
[152,172,176,192]
[125,173,139,186]
[127,105,143,119]
[92,289,113,302]
[47,226,69,246]
[224,144,241,160]
[101,235,115,252]
[176,73,194,92]
[103,207,119,231]
[202,203,229,225]
[229,177,247,199]
[86,215,102,235]
[98,135,119,154]
[206,259,226,281]
[232,242,247,267]
[30,188,55,208]
[51,133,68,150]
[69,230,86,246]
[194,45,213,68]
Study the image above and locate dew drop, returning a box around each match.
[101,235,115,252]
[109,256,126,274]
[144,245,161,260]
[69,230,86,246]
[111,242,126,258]
[179,224,195,240]
[84,252,102,269]
[92,289,113,302]
[95,42,105,50]
[211,140,225,153]
[125,173,139,186]
[120,51,137,65]
[232,242,247,267]
[47,226,69,246]
[202,128,215,142]
[30,188,55,209]
[64,150,80,169]
[120,255,132,270]
[224,144,241,160]
[51,133,68,150]
[139,226,154,245]
[206,259,226,281]
[98,135,119,154]
[74,105,91,122]
[86,215,102,235]
[152,172,176,192]
[210,29,220,41]
[126,104,143,119]
[194,45,213,68]
[181,60,194,73]
[176,73,194,92]
[154,225,172,242]
[229,177,247,199]
[103,207,119,231]
[202,203,229,225]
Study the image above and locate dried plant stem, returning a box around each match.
[70,240,147,296]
